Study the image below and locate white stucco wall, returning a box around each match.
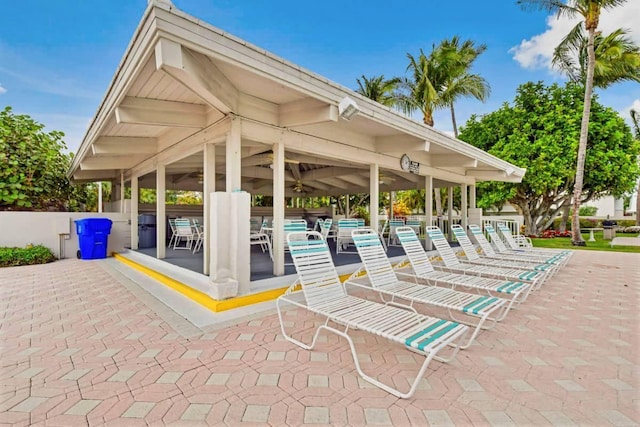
[0,212,130,259]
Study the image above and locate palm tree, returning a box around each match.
[355,75,401,108]
[396,49,446,126]
[437,36,491,136]
[518,0,628,246]
[553,28,640,88]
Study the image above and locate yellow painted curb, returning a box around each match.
[113,252,354,313]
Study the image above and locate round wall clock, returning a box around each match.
[400,154,411,171]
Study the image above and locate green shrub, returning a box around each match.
[578,206,598,216]
[351,206,370,225]
[0,245,56,267]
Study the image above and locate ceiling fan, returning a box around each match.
[379,172,396,185]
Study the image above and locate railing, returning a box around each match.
[482,217,521,238]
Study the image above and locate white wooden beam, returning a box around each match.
[279,99,338,127]
[155,38,238,112]
[370,164,379,231]
[424,175,433,250]
[317,177,348,190]
[375,135,430,153]
[80,156,147,170]
[73,170,118,181]
[430,154,478,168]
[300,167,355,181]
[131,175,139,250]
[115,96,207,128]
[92,136,157,155]
[242,154,273,167]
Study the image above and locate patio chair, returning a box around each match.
[388,219,406,247]
[496,222,572,259]
[483,224,569,267]
[277,231,469,399]
[172,218,195,250]
[348,229,510,349]
[319,218,335,241]
[336,219,359,254]
[284,219,308,259]
[167,218,178,248]
[395,227,534,308]
[425,226,543,293]
[250,219,273,260]
[191,219,204,253]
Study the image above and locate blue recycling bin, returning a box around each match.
[74,218,113,260]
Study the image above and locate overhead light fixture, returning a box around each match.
[338,96,360,121]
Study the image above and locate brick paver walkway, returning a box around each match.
[1,251,638,426]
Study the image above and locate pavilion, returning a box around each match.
[68,0,525,299]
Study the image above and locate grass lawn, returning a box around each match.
[530,231,640,253]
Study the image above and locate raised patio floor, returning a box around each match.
[1,251,638,425]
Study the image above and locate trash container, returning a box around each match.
[603,219,617,240]
[74,218,113,260]
[138,214,157,249]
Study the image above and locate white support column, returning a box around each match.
[203,143,216,275]
[272,142,285,276]
[390,191,395,220]
[97,182,103,213]
[469,184,476,209]
[369,164,379,231]
[447,187,454,242]
[156,164,166,259]
[120,172,125,213]
[468,182,482,229]
[424,175,433,250]
[226,118,242,192]
[461,183,468,231]
[131,176,139,250]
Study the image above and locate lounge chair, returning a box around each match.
[496,222,572,260]
[425,226,545,291]
[336,219,359,254]
[453,225,556,283]
[348,229,510,349]
[277,231,469,399]
[397,226,534,305]
[483,224,570,267]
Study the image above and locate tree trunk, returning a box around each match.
[570,27,597,247]
[423,111,434,127]
[559,204,570,232]
[450,103,458,137]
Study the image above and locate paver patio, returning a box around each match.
[1,250,638,426]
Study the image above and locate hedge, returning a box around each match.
[0,245,57,267]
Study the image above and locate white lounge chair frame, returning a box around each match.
[483,224,569,267]
[172,218,195,250]
[399,227,534,307]
[496,222,572,259]
[347,229,510,349]
[450,225,554,286]
[277,231,469,399]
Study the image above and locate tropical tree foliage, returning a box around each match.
[355,75,401,107]
[396,37,490,130]
[459,81,640,235]
[518,0,629,245]
[553,27,640,87]
[0,107,74,210]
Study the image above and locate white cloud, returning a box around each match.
[0,83,6,94]
[511,2,640,71]
[622,98,640,124]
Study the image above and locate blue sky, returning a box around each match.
[1,0,638,153]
